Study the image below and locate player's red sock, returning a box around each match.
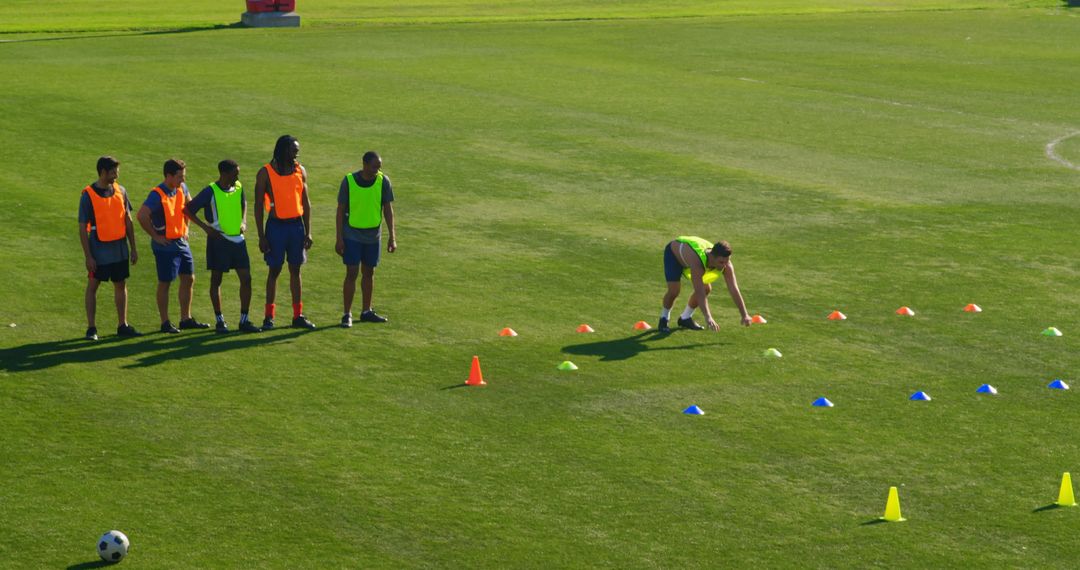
[293,302,303,318]
[265,303,275,318]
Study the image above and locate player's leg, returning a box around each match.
[209,270,227,333]
[659,242,683,332]
[288,263,302,307]
[288,262,313,329]
[360,264,375,313]
[85,275,101,339]
[113,279,127,328]
[113,272,140,336]
[178,273,194,321]
[262,219,287,329]
[679,283,711,331]
[156,280,173,330]
[235,267,258,333]
[342,264,359,327]
[176,247,205,328]
[358,241,386,322]
[209,270,224,316]
[237,268,252,319]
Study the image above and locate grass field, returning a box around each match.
[1,1,1079,567]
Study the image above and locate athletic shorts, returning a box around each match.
[264,217,306,268]
[154,247,195,282]
[206,237,250,273]
[343,239,380,268]
[90,259,130,283]
[664,243,684,282]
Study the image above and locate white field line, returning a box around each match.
[736,76,1080,171]
[1045,131,1080,171]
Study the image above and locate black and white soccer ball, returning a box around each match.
[97,530,129,563]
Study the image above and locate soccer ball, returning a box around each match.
[97,530,129,563]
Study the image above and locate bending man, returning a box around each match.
[660,236,751,332]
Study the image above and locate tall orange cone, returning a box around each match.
[576,324,595,333]
[465,355,486,386]
[827,310,847,321]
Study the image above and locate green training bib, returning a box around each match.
[211,181,243,236]
[346,171,383,230]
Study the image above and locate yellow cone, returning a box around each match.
[1057,472,1077,507]
[882,486,906,522]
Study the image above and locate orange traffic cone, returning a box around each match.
[896,306,915,316]
[633,321,652,331]
[751,315,767,324]
[827,310,847,321]
[465,355,486,386]
[963,303,982,313]
[576,324,595,333]
[499,327,518,337]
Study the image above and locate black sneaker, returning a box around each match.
[677,317,705,331]
[179,317,210,330]
[239,320,262,333]
[657,318,670,333]
[215,321,229,334]
[160,321,180,334]
[292,315,316,329]
[340,313,353,328]
[261,317,275,331]
[116,324,142,337]
[359,310,387,323]
[85,326,98,341]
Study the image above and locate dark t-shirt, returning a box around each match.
[337,172,393,244]
[187,184,247,243]
[142,183,192,253]
[78,183,132,265]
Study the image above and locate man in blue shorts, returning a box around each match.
[78,156,142,340]
[335,151,396,327]
[660,236,751,333]
[136,158,210,334]
[254,135,315,330]
[184,160,261,334]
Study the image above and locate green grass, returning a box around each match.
[0,0,1062,32]
[2,2,1080,567]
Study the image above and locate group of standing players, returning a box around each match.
[78,135,396,340]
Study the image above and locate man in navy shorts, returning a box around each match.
[254,135,315,330]
[660,236,751,333]
[136,158,210,334]
[184,159,261,334]
[78,156,142,340]
[335,151,396,327]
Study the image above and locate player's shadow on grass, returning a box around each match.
[0,23,244,45]
[0,327,326,373]
[561,331,722,362]
[66,561,114,570]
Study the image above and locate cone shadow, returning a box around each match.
[439,383,469,390]
[859,518,889,526]
[1033,504,1063,513]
